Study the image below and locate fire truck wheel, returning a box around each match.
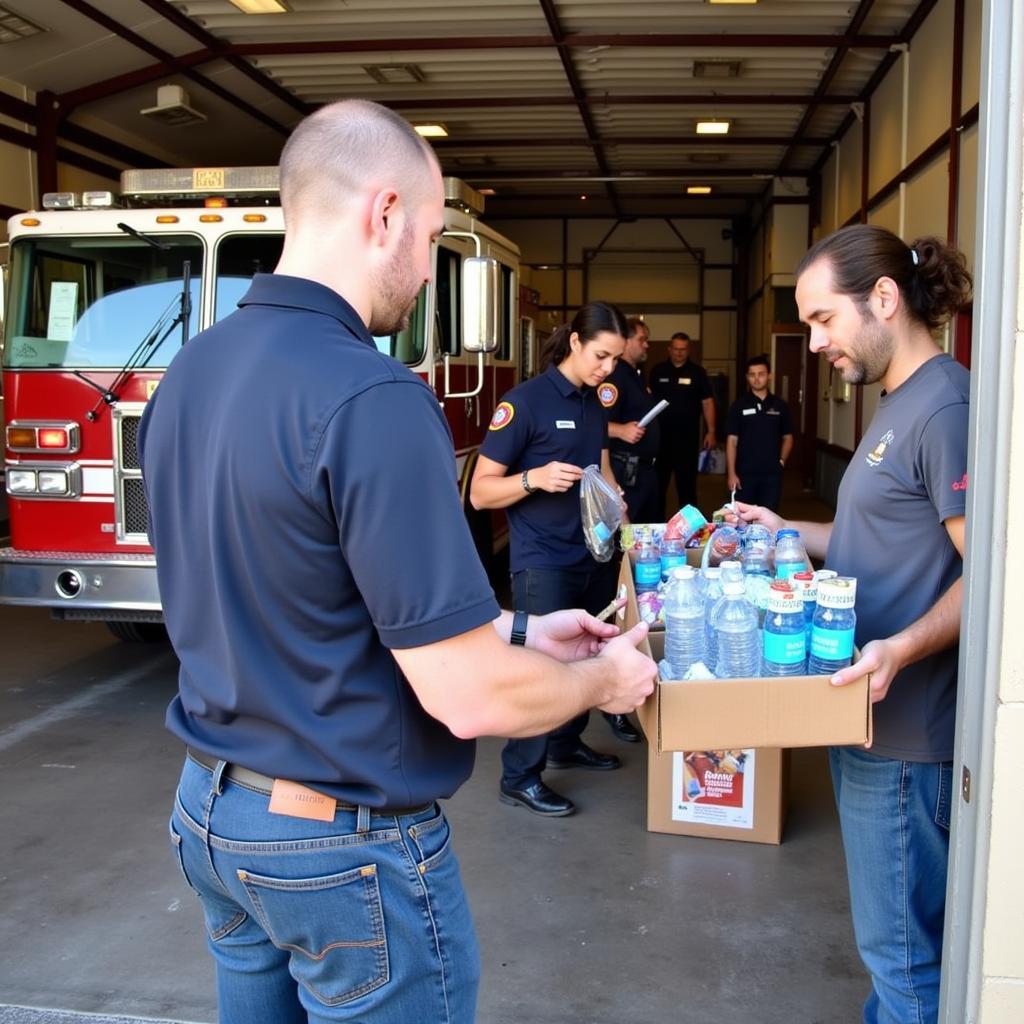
[105,621,169,644]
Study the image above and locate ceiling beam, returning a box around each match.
[777,0,878,173]
[431,136,830,149]
[132,0,311,117]
[225,33,900,55]
[537,0,621,216]
[459,169,786,181]
[56,0,291,135]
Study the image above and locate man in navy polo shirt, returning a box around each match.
[140,99,655,1024]
[725,354,794,512]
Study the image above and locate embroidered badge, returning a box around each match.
[952,473,968,492]
[489,401,515,430]
[597,383,618,408]
[866,428,895,467]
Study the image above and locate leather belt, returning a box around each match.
[186,747,432,817]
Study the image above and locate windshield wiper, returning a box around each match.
[85,260,192,422]
[117,222,170,251]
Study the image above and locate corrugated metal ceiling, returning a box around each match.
[0,0,939,218]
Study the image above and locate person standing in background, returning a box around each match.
[725,354,794,512]
[471,301,637,814]
[649,331,717,513]
[735,224,972,1024]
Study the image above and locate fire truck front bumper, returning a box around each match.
[0,549,161,616]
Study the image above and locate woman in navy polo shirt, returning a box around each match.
[471,301,629,817]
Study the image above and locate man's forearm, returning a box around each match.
[726,436,738,477]
[780,434,794,464]
[889,577,963,671]
[702,397,717,437]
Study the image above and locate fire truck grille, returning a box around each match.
[122,478,149,536]
[120,416,141,470]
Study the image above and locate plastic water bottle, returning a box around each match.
[740,526,773,623]
[660,538,686,581]
[774,529,808,580]
[701,567,724,674]
[792,570,817,641]
[663,566,706,677]
[634,539,661,594]
[707,525,741,567]
[808,577,858,675]
[711,578,761,678]
[763,581,807,676]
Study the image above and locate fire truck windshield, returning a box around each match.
[3,234,203,370]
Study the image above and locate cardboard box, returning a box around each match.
[619,556,872,845]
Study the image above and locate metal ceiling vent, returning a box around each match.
[0,3,47,42]
[140,85,207,127]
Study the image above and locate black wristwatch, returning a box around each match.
[511,610,529,646]
[521,470,536,494]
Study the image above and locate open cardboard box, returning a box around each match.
[618,554,872,844]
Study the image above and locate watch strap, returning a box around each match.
[510,610,529,646]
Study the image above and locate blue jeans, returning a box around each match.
[501,561,618,788]
[829,746,953,1024]
[170,755,480,1023]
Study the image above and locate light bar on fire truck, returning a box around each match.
[443,177,486,216]
[121,166,280,200]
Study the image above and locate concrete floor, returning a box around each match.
[0,474,867,1023]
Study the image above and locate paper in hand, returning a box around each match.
[637,399,670,429]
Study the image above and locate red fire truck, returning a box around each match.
[0,167,522,640]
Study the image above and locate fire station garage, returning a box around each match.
[2,2,1023,1023]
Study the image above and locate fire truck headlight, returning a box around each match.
[8,469,38,494]
[38,470,70,495]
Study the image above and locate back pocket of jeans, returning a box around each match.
[237,863,389,1007]
[934,761,953,832]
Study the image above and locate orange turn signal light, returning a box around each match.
[6,427,37,449]
[156,215,179,224]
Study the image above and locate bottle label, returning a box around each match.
[635,561,661,587]
[764,631,806,665]
[775,561,802,581]
[660,554,685,576]
[810,627,855,661]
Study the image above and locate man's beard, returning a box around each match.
[368,222,421,336]
[828,309,894,385]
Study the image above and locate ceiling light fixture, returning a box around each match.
[696,120,731,135]
[414,124,448,138]
[705,0,758,5]
[687,186,713,195]
[227,0,289,13]
[478,187,497,196]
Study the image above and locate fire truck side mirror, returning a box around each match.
[462,256,499,354]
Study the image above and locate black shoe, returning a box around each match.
[545,743,621,771]
[603,712,641,743]
[499,781,576,817]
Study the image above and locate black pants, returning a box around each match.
[657,426,701,514]
[501,559,619,788]
[610,456,661,524]
[736,471,783,512]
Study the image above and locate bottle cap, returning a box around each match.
[817,576,856,608]
[776,528,800,540]
[671,565,696,580]
[722,579,746,596]
[793,570,815,580]
[814,569,838,582]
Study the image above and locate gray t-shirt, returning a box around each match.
[826,353,969,761]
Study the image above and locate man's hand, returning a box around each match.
[595,621,657,713]
[619,422,646,444]
[728,499,785,534]
[530,607,624,663]
[703,431,717,450]
[727,472,741,492]
[830,638,902,708]
[532,461,584,493]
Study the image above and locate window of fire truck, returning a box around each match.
[214,233,284,323]
[3,235,203,369]
[373,286,428,365]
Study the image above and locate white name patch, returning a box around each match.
[742,408,757,416]
[556,419,576,429]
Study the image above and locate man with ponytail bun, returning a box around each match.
[734,223,972,1024]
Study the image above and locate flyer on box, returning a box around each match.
[671,749,756,829]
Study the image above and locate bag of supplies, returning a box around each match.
[580,464,624,562]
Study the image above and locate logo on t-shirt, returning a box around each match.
[597,383,618,408]
[866,428,895,467]
[489,401,515,430]
[952,473,969,492]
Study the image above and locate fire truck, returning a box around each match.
[0,167,522,640]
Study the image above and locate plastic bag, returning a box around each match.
[580,464,623,561]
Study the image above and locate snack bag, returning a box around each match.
[580,464,623,561]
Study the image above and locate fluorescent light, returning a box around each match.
[696,120,731,135]
[687,186,713,195]
[478,187,497,196]
[227,0,289,13]
[414,124,448,138]
[705,0,758,5]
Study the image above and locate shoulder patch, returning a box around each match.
[489,401,515,431]
[597,382,619,408]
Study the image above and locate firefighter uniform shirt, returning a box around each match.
[139,273,499,808]
[602,360,660,460]
[480,364,609,572]
[725,391,793,476]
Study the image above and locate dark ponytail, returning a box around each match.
[797,225,973,332]
[539,300,628,371]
